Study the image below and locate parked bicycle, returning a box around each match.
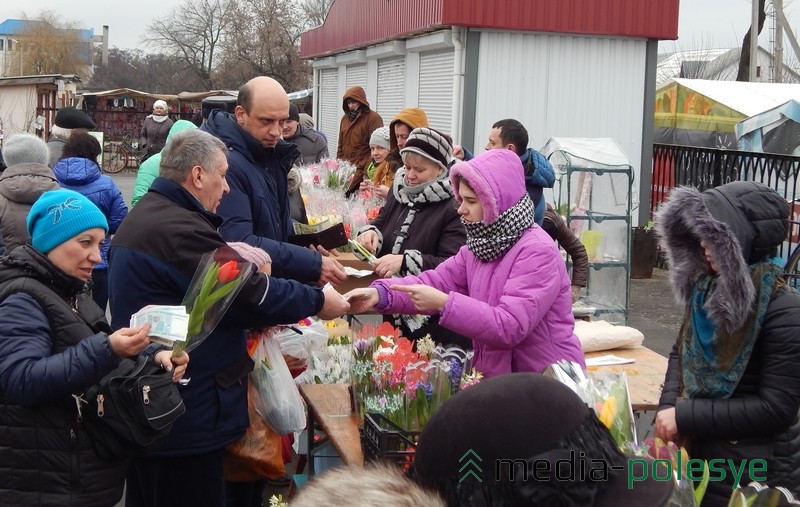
[102,135,146,174]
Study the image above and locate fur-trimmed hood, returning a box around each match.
[655,181,789,331]
[450,149,526,224]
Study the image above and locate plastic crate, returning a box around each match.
[361,413,421,467]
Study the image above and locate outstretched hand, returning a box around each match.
[317,286,351,320]
[343,288,379,314]
[391,284,448,313]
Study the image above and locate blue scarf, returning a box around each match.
[680,258,783,399]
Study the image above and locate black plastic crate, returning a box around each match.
[361,413,421,467]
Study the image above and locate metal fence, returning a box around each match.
[651,143,800,263]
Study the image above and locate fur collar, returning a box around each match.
[655,186,755,332]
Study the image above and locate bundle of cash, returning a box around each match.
[130,305,189,347]
[293,219,330,235]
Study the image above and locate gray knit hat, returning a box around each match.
[369,126,390,150]
[400,127,452,171]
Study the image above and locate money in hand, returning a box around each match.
[130,306,189,347]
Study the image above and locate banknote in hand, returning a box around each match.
[130,306,189,347]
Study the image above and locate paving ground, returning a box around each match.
[629,267,683,357]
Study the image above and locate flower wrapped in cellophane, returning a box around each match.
[727,482,798,507]
[299,184,380,243]
[291,318,355,385]
[543,362,637,452]
[588,371,637,452]
[298,158,356,191]
[644,437,706,507]
[173,246,254,355]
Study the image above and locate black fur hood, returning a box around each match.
[655,181,789,331]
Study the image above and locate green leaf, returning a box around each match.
[693,459,709,506]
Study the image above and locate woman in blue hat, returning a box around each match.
[0,189,188,506]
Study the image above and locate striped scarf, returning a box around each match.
[390,167,454,256]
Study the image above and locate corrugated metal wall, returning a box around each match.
[318,68,340,156]
[345,64,367,90]
[472,32,647,196]
[418,51,455,133]
[376,57,405,123]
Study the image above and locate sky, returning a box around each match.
[2,0,800,54]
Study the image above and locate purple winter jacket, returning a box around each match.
[373,149,585,378]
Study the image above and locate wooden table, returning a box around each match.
[299,346,668,471]
[585,346,669,411]
[300,383,363,476]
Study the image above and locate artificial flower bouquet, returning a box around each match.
[173,246,254,355]
[292,318,354,385]
[350,323,479,431]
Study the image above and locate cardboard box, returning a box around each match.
[337,252,378,294]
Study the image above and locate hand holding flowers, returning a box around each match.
[173,247,254,356]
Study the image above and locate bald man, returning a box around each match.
[202,76,346,286]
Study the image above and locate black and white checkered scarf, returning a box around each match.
[463,194,534,262]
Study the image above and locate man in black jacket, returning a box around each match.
[108,129,350,507]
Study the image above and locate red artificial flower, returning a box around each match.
[368,206,381,220]
[217,260,241,283]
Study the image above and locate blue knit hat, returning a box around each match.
[26,189,109,254]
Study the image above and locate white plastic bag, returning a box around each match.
[273,318,329,365]
[249,333,306,435]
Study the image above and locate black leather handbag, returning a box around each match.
[74,355,185,460]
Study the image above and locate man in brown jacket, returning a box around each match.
[338,86,383,196]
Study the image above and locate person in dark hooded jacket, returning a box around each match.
[654,181,800,506]
[338,86,383,196]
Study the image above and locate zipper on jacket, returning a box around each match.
[97,394,105,416]
[142,385,151,405]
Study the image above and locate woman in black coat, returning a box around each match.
[0,189,187,506]
[654,181,800,506]
[355,128,467,347]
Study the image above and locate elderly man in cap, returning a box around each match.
[47,106,96,168]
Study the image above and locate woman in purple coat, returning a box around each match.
[347,149,584,377]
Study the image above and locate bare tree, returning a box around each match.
[218,0,311,91]
[86,48,208,93]
[737,0,768,81]
[143,0,234,89]
[302,0,334,28]
[6,11,90,77]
